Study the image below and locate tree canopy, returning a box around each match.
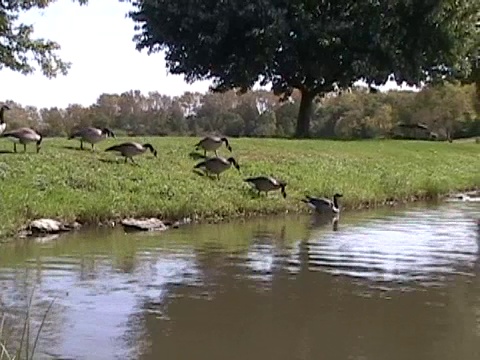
[129,0,480,137]
[2,83,478,141]
[0,0,87,77]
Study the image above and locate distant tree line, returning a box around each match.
[1,82,479,140]
[1,1,478,138]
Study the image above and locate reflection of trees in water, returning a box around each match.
[2,209,480,359]
[135,245,480,360]
[477,219,480,243]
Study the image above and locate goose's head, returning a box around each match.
[1,105,10,111]
[333,193,343,199]
[102,128,115,138]
[143,143,157,157]
[36,133,43,153]
[277,180,288,198]
[221,137,232,152]
[227,157,240,171]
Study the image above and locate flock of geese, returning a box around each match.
[0,104,343,214]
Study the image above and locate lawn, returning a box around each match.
[0,136,478,238]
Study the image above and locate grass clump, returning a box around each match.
[0,137,479,238]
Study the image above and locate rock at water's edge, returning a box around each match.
[28,218,76,234]
[121,218,168,232]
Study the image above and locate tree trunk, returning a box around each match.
[475,70,480,115]
[295,90,315,138]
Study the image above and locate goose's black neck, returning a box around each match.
[333,196,339,209]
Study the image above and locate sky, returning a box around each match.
[0,0,415,109]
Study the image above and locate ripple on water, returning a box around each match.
[296,206,479,284]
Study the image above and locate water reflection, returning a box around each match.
[0,202,478,359]
[301,205,479,284]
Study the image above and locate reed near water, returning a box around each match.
[0,290,55,360]
[0,136,479,239]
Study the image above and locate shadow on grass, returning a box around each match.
[98,158,120,164]
[0,150,15,154]
[189,151,207,160]
[98,158,139,166]
[59,145,90,152]
[192,169,222,181]
[192,169,207,178]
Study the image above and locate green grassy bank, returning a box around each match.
[0,137,479,238]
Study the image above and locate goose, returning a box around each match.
[244,176,287,198]
[105,142,157,163]
[1,127,43,153]
[302,193,343,214]
[195,136,232,157]
[0,105,10,135]
[68,127,115,150]
[453,194,480,202]
[194,156,240,179]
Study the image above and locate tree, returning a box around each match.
[41,107,67,137]
[0,0,87,77]
[128,0,480,137]
[411,83,476,140]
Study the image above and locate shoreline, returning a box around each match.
[1,137,479,242]
[5,187,478,242]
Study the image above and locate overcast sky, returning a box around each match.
[0,0,414,109]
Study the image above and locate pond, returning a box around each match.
[0,201,479,360]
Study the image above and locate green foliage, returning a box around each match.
[128,0,480,137]
[2,84,479,140]
[0,137,479,239]
[0,0,88,77]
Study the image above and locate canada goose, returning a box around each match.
[194,156,240,179]
[0,105,10,135]
[195,136,232,157]
[0,127,42,153]
[302,193,343,213]
[68,127,115,150]
[244,176,287,198]
[105,142,157,163]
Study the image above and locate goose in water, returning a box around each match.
[244,176,287,198]
[194,156,240,179]
[1,127,43,153]
[0,105,10,135]
[449,193,480,202]
[105,142,157,163]
[302,193,343,214]
[195,136,232,157]
[68,127,115,150]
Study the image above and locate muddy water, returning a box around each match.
[0,202,479,360]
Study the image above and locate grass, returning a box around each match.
[0,136,479,239]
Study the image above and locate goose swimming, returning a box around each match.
[302,193,343,213]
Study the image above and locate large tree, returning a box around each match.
[128,0,479,137]
[0,0,87,77]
